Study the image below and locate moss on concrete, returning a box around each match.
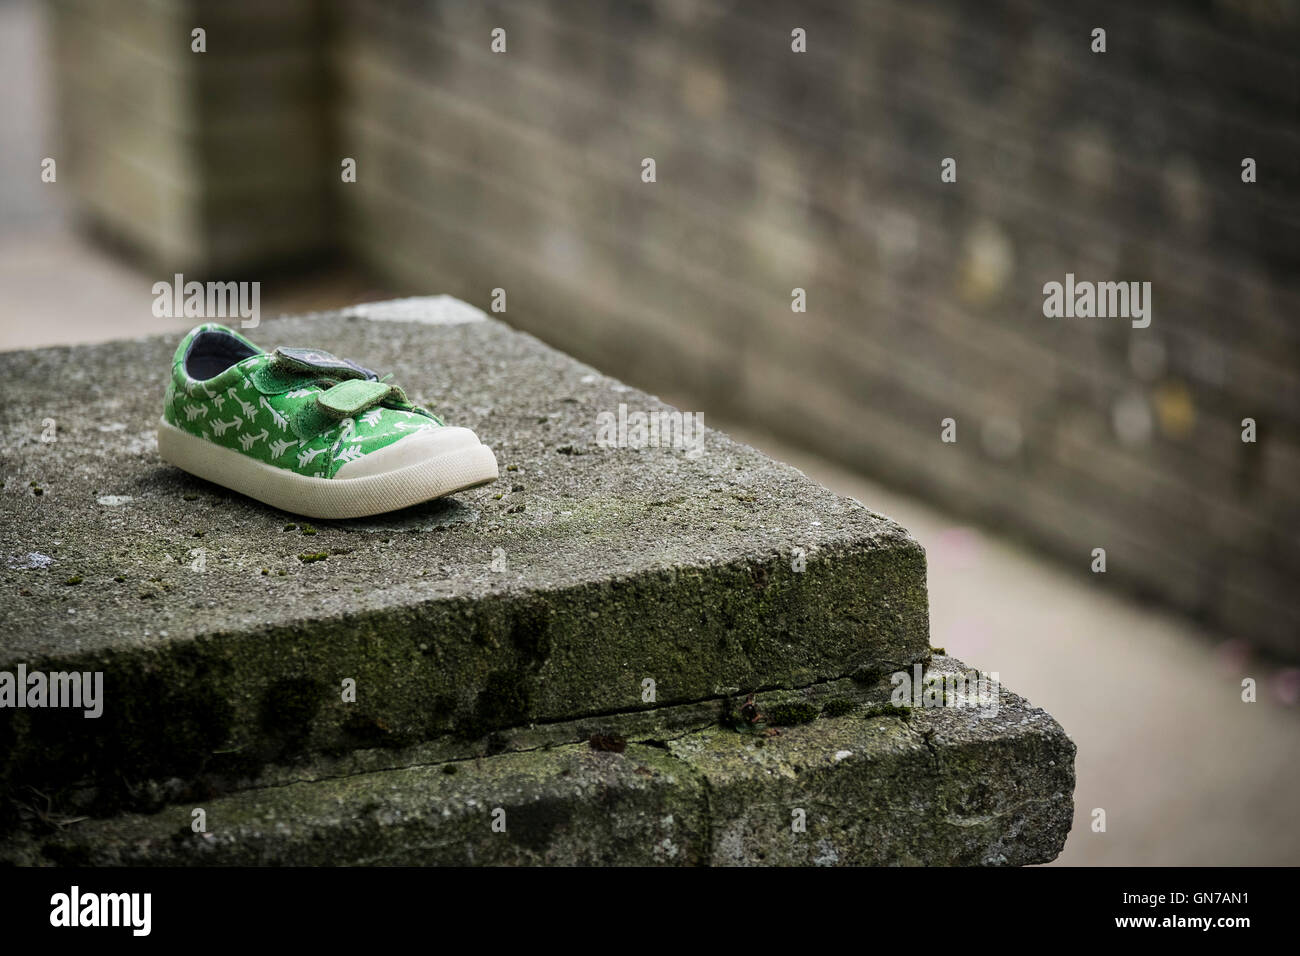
[16,660,1073,866]
[764,701,821,726]
[821,697,857,718]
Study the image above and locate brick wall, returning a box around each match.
[329,0,1299,656]
[50,0,334,270]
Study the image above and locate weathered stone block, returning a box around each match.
[0,298,929,819]
[12,657,1072,866]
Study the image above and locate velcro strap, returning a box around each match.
[249,348,381,396]
[274,347,378,381]
[316,379,394,417]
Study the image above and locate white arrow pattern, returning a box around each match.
[269,438,298,458]
[228,388,257,422]
[238,428,269,451]
[260,396,289,430]
[172,354,441,479]
[297,445,327,468]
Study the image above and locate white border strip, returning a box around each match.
[341,295,486,326]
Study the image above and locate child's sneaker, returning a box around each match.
[157,323,498,518]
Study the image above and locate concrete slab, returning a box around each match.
[0,298,928,817]
[14,658,1072,866]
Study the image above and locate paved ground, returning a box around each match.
[2,0,1297,866]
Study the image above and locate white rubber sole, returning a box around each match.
[157,418,498,519]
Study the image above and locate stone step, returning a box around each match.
[0,297,929,822]
[9,658,1074,866]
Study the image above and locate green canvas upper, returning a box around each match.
[162,323,445,479]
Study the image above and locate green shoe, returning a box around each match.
[157,323,498,519]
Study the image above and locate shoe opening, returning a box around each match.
[184,329,260,380]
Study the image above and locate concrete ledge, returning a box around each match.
[0,299,929,820]
[14,658,1073,866]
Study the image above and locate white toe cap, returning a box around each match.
[334,426,483,479]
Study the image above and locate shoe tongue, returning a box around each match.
[272,347,378,381]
